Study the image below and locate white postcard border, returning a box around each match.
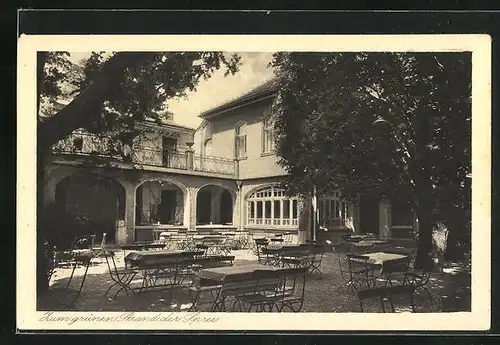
[17,34,491,331]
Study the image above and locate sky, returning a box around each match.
[68,52,275,129]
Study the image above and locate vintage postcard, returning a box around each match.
[17,34,491,331]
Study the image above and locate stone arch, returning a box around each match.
[134,178,189,229]
[195,183,237,226]
[53,172,126,244]
[134,178,188,196]
[195,182,237,200]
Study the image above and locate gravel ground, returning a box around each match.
[38,249,470,313]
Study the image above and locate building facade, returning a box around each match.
[43,80,416,245]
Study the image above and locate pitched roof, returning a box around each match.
[199,78,276,118]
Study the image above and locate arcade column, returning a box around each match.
[297,196,309,244]
[119,181,136,245]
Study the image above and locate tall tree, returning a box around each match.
[270,52,471,268]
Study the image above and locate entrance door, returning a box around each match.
[159,190,177,224]
[196,191,212,225]
[359,196,379,234]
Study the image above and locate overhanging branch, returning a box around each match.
[37,52,152,152]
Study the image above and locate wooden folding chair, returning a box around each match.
[357,284,416,312]
[235,270,283,312]
[254,238,270,264]
[211,272,259,312]
[273,267,308,312]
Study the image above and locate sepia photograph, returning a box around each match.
[17,35,491,331]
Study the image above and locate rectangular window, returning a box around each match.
[262,119,275,154]
[292,199,298,219]
[162,136,177,166]
[250,201,255,218]
[265,201,272,218]
[236,123,247,158]
[283,200,290,218]
[273,200,281,218]
[256,201,263,219]
[236,135,247,158]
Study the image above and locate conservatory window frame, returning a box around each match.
[246,185,299,227]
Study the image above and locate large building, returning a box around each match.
[42,79,416,245]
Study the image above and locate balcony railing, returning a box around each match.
[194,154,236,176]
[51,133,236,176]
[131,148,188,170]
[52,133,124,159]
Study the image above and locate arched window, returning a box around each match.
[246,185,299,227]
[235,122,247,159]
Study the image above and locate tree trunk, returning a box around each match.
[413,170,434,270]
[414,201,433,269]
[444,214,468,262]
[444,225,461,262]
[37,53,50,296]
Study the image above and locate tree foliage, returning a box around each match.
[37,51,241,151]
[37,52,83,117]
[270,52,471,263]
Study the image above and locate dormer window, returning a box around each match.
[235,122,247,159]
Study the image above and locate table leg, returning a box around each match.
[210,290,224,312]
[66,264,78,289]
[67,258,92,305]
[74,259,91,298]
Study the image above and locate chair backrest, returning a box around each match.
[220,272,260,297]
[383,257,411,274]
[345,253,373,278]
[281,247,310,259]
[310,245,325,263]
[255,238,269,246]
[253,269,283,293]
[326,242,353,279]
[72,233,94,250]
[276,267,307,298]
